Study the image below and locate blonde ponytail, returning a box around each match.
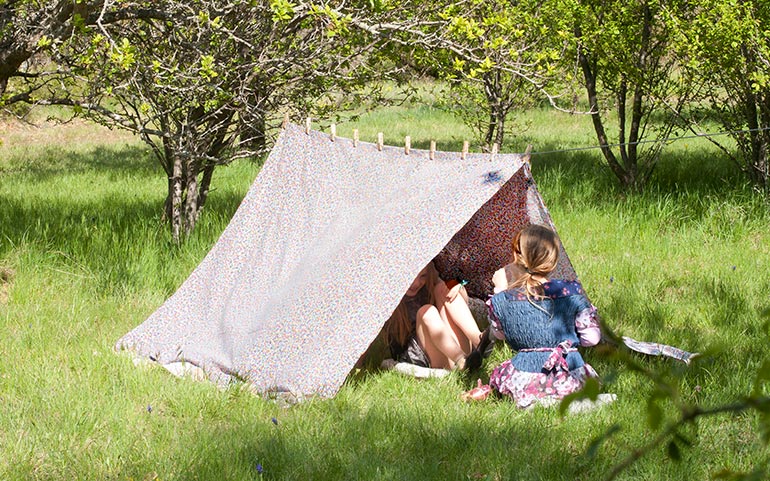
[509,225,560,303]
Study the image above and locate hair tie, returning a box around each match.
[524,267,532,275]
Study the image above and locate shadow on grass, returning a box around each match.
[592,270,767,384]
[162,396,617,481]
[0,191,246,295]
[525,140,752,200]
[2,144,159,178]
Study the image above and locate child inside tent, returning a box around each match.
[383,260,495,372]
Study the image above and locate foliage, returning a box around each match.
[2,1,410,241]
[48,0,397,241]
[563,0,696,190]
[424,0,569,151]
[6,0,770,232]
[0,1,135,106]
[335,0,575,151]
[672,0,770,192]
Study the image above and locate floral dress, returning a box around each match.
[486,280,601,408]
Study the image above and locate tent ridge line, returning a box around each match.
[286,118,530,163]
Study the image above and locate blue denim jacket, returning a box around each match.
[488,280,592,373]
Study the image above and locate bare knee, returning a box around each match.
[436,282,470,310]
[416,304,441,326]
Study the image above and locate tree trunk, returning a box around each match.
[575,26,630,188]
[757,90,770,191]
[170,153,184,243]
[617,77,629,167]
[183,161,200,237]
[483,111,496,153]
[761,89,770,191]
[628,82,644,178]
[161,155,218,242]
[197,163,216,212]
[755,137,769,190]
[482,73,503,152]
[750,117,770,191]
[495,112,505,149]
[625,5,654,189]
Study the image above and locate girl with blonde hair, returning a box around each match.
[467,224,601,406]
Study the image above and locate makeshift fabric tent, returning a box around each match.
[115,124,583,398]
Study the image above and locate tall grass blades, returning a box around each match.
[1,107,769,480]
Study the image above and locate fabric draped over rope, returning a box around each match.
[116,124,578,398]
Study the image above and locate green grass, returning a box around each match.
[1,104,769,481]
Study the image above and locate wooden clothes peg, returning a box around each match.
[523,144,533,164]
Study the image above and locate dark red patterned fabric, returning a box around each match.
[434,166,577,299]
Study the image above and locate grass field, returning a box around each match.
[1,101,769,480]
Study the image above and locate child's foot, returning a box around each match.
[464,328,496,371]
[461,379,492,401]
[477,327,495,358]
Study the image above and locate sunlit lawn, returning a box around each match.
[1,103,769,480]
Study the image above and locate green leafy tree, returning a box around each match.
[0,0,75,103]
[361,0,572,152]
[0,1,160,108]
[432,0,570,151]
[48,0,392,242]
[3,1,404,241]
[566,0,695,190]
[673,0,770,193]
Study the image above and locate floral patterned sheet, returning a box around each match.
[115,124,571,398]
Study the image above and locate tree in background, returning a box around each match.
[0,1,158,108]
[436,1,573,152]
[361,0,572,152]
[45,0,393,242]
[8,0,769,235]
[566,0,695,190]
[0,0,80,104]
[674,0,770,193]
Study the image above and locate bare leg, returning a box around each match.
[434,282,482,354]
[415,305,466,369]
